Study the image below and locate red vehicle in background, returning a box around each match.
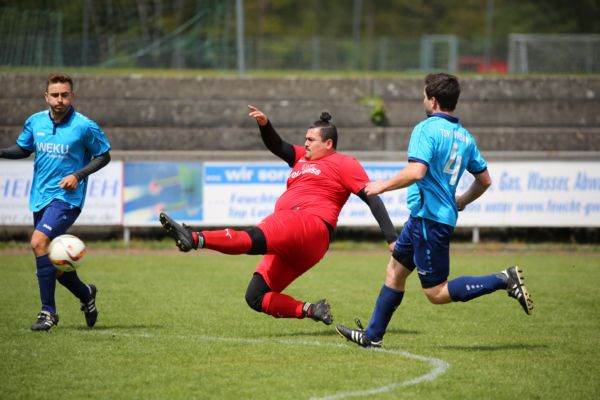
[459,56,508,74]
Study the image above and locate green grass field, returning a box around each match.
[1,244,599,399]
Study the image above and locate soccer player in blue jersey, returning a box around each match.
[0,72,111,331]
[336,73,533,348]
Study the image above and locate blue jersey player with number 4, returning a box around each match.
[0,72,111,331]
[336,73,533,348]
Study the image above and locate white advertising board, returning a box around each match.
[202,161,600,228]
[2,160,598,228]
[457,162,600,227]
[0,160,123,226]
[202,162,288,225]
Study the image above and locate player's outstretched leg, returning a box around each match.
[306,299,333,325]
[336,319,382,348]
[503,266,533,315]
[159,212,202,252]
[31,311,59,331]
[80,284,98,328]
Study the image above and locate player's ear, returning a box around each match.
[325,138,334,150]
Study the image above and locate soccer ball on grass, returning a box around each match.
[48,234,86,272]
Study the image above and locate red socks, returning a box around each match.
[261,292,305,319]
[201,229,252,254]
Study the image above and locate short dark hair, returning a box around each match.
[424,73,460,111]
[310,111,338,149]
[46,72,74,91]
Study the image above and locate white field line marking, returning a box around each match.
[79,330,449,399]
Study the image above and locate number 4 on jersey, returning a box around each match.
[443,143,462,186]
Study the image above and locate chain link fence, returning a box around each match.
[508,34,600,74]
[1,5,598,74]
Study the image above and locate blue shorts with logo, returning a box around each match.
[392,215,454,288]
[33,199,81,240]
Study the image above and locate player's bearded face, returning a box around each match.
[304,128,331,160]
[423,88,434,116]
[45,82,73,120]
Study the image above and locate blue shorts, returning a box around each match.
[393,215,454,288]
[33,199,81,240]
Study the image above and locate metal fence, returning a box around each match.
[508,34,600,74]
[1,6,598,74]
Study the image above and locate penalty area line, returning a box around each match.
[78,329,449,399]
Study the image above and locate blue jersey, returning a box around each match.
[406,113,486,227]
[17,107,111,212]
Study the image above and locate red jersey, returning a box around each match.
[274,145,369,229]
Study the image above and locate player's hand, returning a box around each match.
[456,194,466,211]
[248,105,268,126]
[364,180,386,196]
[388,241,395,253]
[59,174,79,190]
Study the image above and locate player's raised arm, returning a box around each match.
[248,105,268,126]
[248,105,296,166]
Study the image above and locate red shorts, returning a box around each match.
[255,209,330,292]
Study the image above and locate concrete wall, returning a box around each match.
[1,74,599,155]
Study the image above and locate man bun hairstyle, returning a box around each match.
[47,72,74,91]
[310,111,338,149]
[320,112,332,123]
[424,73,460,111]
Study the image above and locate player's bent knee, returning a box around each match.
[392,250,416,271]
[245,273,271,312]
[423,282,451,305]
[425,293,445,304]
[30,236,49,256]
[245,292,263,312]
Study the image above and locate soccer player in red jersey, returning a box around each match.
[160,105,397,325]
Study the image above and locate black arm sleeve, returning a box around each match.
[357,189,397,243]
[258,121,296,167]
[72,151,111,181]
[0,144,32,159]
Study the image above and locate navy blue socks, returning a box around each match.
[36,255,57,314]
[57,271,91,301]
[365,285,404,342]
[447,274,506,302]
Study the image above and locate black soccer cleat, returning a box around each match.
[336,319,382,348]
[80,284,98,328]
[31,311,59,331]
[308,299,333,325]
[159,212,200,252]
[503,266,533,315]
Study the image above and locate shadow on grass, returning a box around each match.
[271,327,420,338]
[65,324,165,331]
[385,328,421,335]
[270,329,337,337]
[439,343,548,351]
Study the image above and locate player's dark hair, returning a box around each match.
[424,73,460,111]
[310,111,338,149]
[47,72,74,91]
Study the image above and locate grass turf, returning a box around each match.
[1,246,598,399]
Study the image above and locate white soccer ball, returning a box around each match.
[48,234,87,272]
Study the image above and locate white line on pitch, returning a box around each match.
[78,329,449,399]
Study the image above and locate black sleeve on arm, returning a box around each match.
[72,151,111,181]
[258,120,296,167]
[0,144,32,159]
[357,189,397,243]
